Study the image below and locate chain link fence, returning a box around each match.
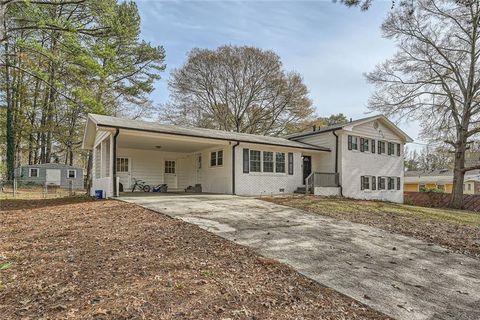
[0,179,86,200]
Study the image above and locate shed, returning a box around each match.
[16,163,84,189]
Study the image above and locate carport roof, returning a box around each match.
[83,114,330,152]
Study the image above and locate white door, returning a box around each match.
[116,157,131,190]
[195,154,202,185]
[164,160,177,188]
[46,169,61,186]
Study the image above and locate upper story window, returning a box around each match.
[378,141,386,154]
[29,168,39,178]
[360,138,369,152]
[210,150,223,167]
[348,135,358,150]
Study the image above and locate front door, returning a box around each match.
[302,156,312,185]
[164,160,177,188]
[46,169,61,186]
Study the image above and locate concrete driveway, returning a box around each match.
[120,194,480,320]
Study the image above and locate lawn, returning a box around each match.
[263,196,480,258]
[0,198,388,319]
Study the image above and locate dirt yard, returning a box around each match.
[264,196,480,258]
[0,198,388,319]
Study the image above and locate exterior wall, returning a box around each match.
[314,186,341,196]
[339,123,404,203]
[234,143,304,196]
[296,133,336,173]
[116,144,232,194]
[91,130,113,197]
[16,165,84,189]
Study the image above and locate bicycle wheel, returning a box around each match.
[143,185,151,192]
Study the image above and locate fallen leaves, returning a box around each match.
[0,198,390,319]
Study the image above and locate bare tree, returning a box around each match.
[367,0,480,208]
[164,46,314,136]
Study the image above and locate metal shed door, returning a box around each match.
[46,169,61,186]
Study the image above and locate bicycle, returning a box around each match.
[131,178,151,192]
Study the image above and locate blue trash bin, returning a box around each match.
[95,190,103,199]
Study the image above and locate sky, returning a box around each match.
[135,0,422,147]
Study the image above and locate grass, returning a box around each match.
[279,196,480,226]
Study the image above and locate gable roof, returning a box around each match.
[82,114,330,152]
[287,115,414,143]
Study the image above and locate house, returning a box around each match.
[82,114,412,202]
[16,163,84,189]
[404,170,480,194]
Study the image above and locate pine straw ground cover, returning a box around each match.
[0,198,388,320]
[263,196,480,259]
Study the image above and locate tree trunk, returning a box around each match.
[449,136,467,209]
[4,38,15,180]
[86,150,93,194]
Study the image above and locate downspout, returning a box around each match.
[232,141,240,195]
[332,130,343,197]
[112,128,120,197]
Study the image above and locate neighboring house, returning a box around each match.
[16,163,84,189]
[404,170,480,194]
[82,114,412,203]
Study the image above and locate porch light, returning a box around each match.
[155,145,162,149]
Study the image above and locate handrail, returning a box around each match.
[305,172,315,194]
[306,172,339,193]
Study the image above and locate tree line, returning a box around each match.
[0,0,165,180]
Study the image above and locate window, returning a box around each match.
[116,158,129,173]
[348,135,358,151]
[388,177,395,190]
[378,177,386,190]
[360,176,370,190]
[263,152,274,173]
[388,142,395,155]
[363,139,369,152]
[276,152,286,173]
[288,153,294,175]
[29,168,39,178]
[468,183,472,191]
[210,150,223,167]
[197,155,202,169]
[165,160,175,174]
[250,150,261,172]
[67,169,76,179]
[378,141,386,154]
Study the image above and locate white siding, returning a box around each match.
[340,123,404,203]
[234,143,303,196]
[297,133,336,173]
[91,130,113,197]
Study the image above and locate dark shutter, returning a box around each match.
[243,148,249,173]
[360,138,364,152]
[288,152,294,175]
[378,176,381,189]
[371,140,375,153]
[397,177,401,190]
[372,176,376,190]
[397,143,401,156]
[348,135,352,150]
[387,143,391,155]
[378,141,381,154]
[360,176,364,190]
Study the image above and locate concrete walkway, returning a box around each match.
[120,194,480,320]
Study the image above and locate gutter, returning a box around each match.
[112,128,120,197]
[95,124,329,152]
[332,130,343,197]
[232,141,240,195]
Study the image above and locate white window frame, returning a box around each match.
[275,152,286,173]
[29,168,39,178]
[210,150,224,167]
[116,157,130,173]
[262,151,274,173]
[164,160,176,174]
[67,169,76,179]
[249,150,261,172]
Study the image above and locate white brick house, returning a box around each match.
[82,114,412,202]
